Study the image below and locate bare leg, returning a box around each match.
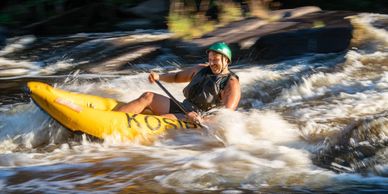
[116,92,171,115]
[160,113,185,120]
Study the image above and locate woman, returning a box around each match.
[116,42,241,123]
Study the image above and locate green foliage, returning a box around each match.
[219,2,243,25]
[168,13,215,40]
[0,0,64,26]
[312,20,325,28]
[168,1,243,40]
[105,0,142,6]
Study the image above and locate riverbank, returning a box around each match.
[1,6,356,66]
[0,5,365,105]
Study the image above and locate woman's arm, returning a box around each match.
[221,77,241,110]
[158,64,206,83]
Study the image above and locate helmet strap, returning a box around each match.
[220,55,228,74]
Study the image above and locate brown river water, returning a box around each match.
[0,13,387,193]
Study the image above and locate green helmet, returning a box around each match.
[207,42,232,62]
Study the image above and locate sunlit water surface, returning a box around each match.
[0,13,387,193]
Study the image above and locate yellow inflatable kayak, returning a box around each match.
[27,81,196,142]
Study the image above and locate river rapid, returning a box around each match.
[0,13,387,193]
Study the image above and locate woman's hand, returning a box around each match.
[148,72,159,83]
[186,111,203,125]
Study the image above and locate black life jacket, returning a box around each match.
[183,66,238,111]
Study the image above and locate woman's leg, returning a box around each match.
[160,113,185,120]
[116,92,171,115]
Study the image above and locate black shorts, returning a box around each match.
[169,99,199,114]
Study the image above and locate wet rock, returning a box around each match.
[252,11,354,62]
[275,0,388,14]
[270,6,322,19]
[115,19,155,31]
[73,32,172,73]
[250,25,352,61]
[313,113,388,173]
[0,26,7,49]
[116,0,169,30]
[85,45,161,73]
[356,142,376,157]
[1,31,172,75]
[123,0,169,20]
[168,18,297,62]
[168,8,355,64]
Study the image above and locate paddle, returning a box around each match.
[154,80,207,128]
[155,80,188,115]
[155,79,227,145]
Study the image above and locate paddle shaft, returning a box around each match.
[155,80,209,129]
[155,80,188,115]
[154,80,221,142]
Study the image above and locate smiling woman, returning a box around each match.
[207,42,232,74]
[116,42,241,123]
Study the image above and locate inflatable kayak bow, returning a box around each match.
[27,82,197,141]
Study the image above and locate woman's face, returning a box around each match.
[208,51,229,74]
